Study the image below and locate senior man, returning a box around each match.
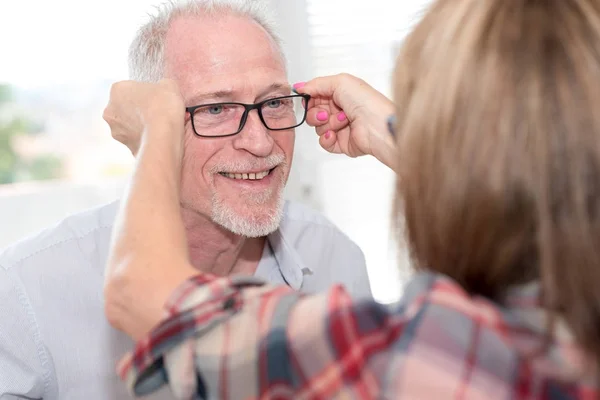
[0,1,370,399]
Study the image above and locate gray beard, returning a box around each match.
[209,186,285,238]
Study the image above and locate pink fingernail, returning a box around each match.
[337,112,346,121]
[325,131,332,139]
[293,82,306,90]
[317,111,329,121]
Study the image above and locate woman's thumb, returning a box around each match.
[293,75,339,98]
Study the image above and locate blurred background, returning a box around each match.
[0,0,430,303]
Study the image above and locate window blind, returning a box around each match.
[305,0,431,97]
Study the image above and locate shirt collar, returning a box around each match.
[401,272,542,310]
[401,272,575,343]
[105,200,314,289]
[266,226,313,291]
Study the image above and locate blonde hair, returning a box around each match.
[395,0,600,369]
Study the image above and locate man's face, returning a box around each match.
[164,14,294,237]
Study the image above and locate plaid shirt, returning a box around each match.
[118,273,596,399]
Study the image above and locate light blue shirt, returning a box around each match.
[0,200,370,399]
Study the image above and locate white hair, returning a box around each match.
[128,0,287,82]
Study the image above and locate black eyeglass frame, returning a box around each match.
[185,94,312,138]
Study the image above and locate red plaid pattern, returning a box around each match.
[118,273,596,399]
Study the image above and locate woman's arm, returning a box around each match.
[102,80,198,340]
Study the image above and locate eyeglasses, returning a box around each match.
[185,94,311,138]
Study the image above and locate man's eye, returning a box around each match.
[208,105,223,114]
[266,99,281,108]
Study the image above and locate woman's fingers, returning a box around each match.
[315,125,330,136]
[306,107,350,134]
[319,129,339,153]
[306,108,331,128]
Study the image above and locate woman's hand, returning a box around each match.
[294,73,397,170]
[103,79,185,156]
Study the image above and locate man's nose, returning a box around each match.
[232,111,275,157]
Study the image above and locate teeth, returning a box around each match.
[221,170,271,180]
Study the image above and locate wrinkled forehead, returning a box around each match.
[163,14,287,102]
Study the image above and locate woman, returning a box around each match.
[103,0,600,398]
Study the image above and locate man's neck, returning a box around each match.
[182,207,266,277]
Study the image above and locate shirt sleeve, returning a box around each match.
[0,267,48,399]
[118,273,400,399]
